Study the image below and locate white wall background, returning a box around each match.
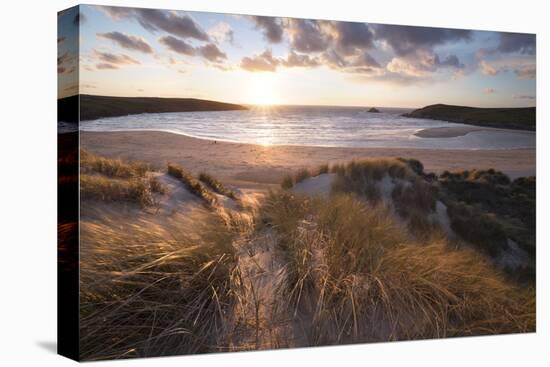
[0,0,547,365]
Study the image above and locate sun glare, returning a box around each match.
[248,73,280,106]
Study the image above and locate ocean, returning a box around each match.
[78,105,535,150]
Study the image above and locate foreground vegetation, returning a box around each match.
[260,191,534,343]
[80,150,164,207]
[80,214,238,360]
[79,154,535,360]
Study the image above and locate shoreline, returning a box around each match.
[80,126,535,150]
[81,130,536,190]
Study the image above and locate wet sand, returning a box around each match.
[414,126,492,138]
[81,131,536,190]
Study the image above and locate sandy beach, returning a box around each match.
[81,131,535,190]
[414,125,493,138]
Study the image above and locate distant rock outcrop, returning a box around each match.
[368,107,380,113]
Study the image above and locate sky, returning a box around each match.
[58,5,536,108]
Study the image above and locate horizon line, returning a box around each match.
[59,93,536,110]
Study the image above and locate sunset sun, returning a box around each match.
[248,73,280,106]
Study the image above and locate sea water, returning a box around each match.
[79,105,535,150]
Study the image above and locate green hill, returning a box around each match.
[58,94,247,122]
[404,104,535,131]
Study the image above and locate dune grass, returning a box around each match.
[446,201,508,257]
[79,214,238,360]
[294,168,312,183]
[167,163,217,206]
[80,175,157,207]
[81,149,149,178]
[199,172,238,201]
[79,155,535,359]
[281,175,294,190]
[281,164,330,189]
[439,168,536,276]
[79,151,165,207]
[259,191,535,345]
[330,159,417,200]
[317,163,330,175]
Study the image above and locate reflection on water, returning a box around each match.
[80,105,535,150]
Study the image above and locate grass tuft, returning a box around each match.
[294,168,312,184]
[167,163,217,206]
[281,174,294,190]
[80,175,155,207]
[317,163,330,175]
[81,149,149,178]
[199,172,238,201]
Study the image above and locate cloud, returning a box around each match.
[515,95,535,100]
[353,71,434,86]
[197,43,227,62]
[136,9,209,41]
[479,58,535,80]
[249,16,283,43]
[159,35,195,55]
[211,63,234,72]
[387,57,427,77]
[483,88,496,94]
[480,60,498,76]
[497,33,535,55]
[159,36,227,63]
[98,6,209,41]
[94,50,140,65]
[385,50,463,78]
[351,51,381,68]
[282,51,321,68]
[97,31,153,53]
[327,21,374,55]
[515,66,536,80]
[96,63,119,70]
[96,6,133,20]
[373,24,471,56]
[436,54,463,68]
[288,19,330,53]
[241,49,280,72]
[58,52,77,74]
[208,22,234,44]
[322,49,348,68]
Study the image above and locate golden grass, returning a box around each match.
[260,192,535,345]
[79,150,165,207]
[199,172,238,201]
[281,175,294,190]
[78,155,535,359]
[79,214,238,360]
[81,149,149,178]
[80,174,157,207]
[167,163,217,206]
[281,164,330,189]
